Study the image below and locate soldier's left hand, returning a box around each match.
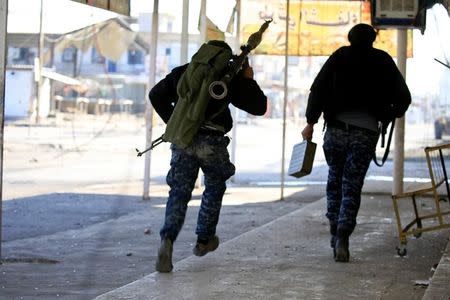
[242,65,254,79]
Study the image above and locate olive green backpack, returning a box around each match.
[136,42,232,156]
[162,42,232,148]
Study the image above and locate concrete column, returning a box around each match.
[180,0,189,65]
[230,0,241,183]
[143,0,159,200]
[35,0,44,124]
[393,29,407,195]
[281,0,290,200]
[194,0,207,189]
[200,0,207,43]
[0,0,8,261]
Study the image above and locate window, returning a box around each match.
[62,47,76,62]
[91,47,105,64]
[108,61,117,73]
[11,48,34,64]
[127,50,143,65]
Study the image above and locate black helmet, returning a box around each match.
[348,23,376,47]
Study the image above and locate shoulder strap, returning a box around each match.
[373,119,395,167]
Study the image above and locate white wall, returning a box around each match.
[5,69,50,119]
[5,69,33,118]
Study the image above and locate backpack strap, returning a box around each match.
[373,119,395,167]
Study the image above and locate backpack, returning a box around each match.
[162,43,232,149]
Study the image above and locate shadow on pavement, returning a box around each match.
[3,193,162,242]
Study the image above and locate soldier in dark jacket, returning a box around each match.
[301,24,411,262]
[149,40,267,272]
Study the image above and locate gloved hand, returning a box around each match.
[242,58,254,79]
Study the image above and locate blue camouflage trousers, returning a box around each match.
[323,126,379,233]
[160,133,236,242]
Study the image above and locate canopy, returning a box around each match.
[49,18,145,62]
[7,0,117,34]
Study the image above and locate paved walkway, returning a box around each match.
[95,192,450,300]
[423,239,450,300]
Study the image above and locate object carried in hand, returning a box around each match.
[288,140,317,178]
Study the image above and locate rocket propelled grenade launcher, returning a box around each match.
[208,18,272,100]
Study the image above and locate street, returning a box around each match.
[2,114,442,200]
[1,113,449,299]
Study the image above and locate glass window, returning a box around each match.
[91,47,105,64]
[128,50,144,65]
[62,47,75,62]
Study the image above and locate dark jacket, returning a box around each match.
[306,45,411,125]
[149,64,267,134]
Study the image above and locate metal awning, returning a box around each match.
[7,0,118,34]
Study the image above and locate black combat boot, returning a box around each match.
[155,238,173,272]
[334,226,351,263]
[193,235,219,257]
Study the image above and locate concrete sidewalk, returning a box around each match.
[95,193,450,300]
[423,240,450,300]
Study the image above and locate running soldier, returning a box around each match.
[149,40,267,272]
